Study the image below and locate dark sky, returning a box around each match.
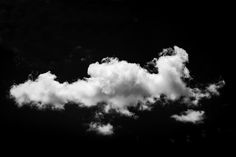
[0,0,235,155]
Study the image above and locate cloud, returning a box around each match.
[9,46,224,134]
[10,46,222,112]
[171,110,205,123]
[89,123,114,135]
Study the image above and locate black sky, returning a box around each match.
[0,0,235,155]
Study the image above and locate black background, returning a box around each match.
[0,0,235,155]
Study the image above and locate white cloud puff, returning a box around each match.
[171,110,205,123]
[89,123,114,135]
[10,46,224,116]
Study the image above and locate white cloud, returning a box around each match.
[9,46,224,116]
[171,110,205,123]
[89,123,114,135]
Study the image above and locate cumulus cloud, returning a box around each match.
[89,123,114,135]
[9,46,224,134]
[171,110,205,123]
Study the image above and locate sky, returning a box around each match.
[0,0,235,155]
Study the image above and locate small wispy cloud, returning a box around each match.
[89,123,114,135]
[171,110,205,124]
